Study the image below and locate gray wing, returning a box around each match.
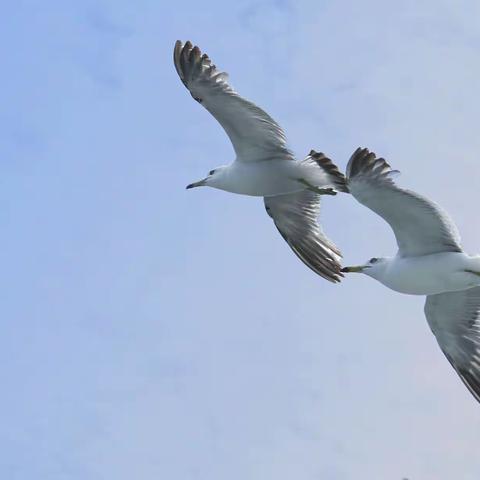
[264,187,343,283]
[174,40,293,162]
[346,148,462,257]
[425,288,480,403]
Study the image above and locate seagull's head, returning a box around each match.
[186,166,228,190]
[341,257,388,279]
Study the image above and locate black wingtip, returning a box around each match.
[309,150,349,193]
[346,147,398,181]
[280,227,344,283]
[457,368,480,403]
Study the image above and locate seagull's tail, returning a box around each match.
[303,150,349,193]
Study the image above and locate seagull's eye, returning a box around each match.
[209,169,216,176]
[369,257,378,264]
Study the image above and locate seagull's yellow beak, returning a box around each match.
[341,265,368,273]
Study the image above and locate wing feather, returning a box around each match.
[174,41,293,162]
[346,148,462,257]
[264,188,343,283]
[425,288,480,403]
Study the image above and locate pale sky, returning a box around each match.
[2,1,480,479]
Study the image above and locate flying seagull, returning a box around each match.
[174,40,347,282]
[342,147,480,402]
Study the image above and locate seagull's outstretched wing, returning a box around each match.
[346,148,462,257]
[425,287,480,403]
[264,151,346,283]
[174,40,293,162]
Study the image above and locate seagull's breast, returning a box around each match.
[217,160,305,197]
[379,252,478,295]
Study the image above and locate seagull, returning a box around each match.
[342,147,480,402]
[174,40,347,282]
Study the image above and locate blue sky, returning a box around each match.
[2,1,480,479]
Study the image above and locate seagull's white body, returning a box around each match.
[174,40,347,281]
[344,148,480,403]
[209,159,334,197]
[367,252,480,295]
